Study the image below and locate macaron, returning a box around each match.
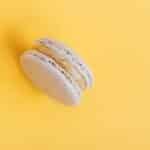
[20,38,93,105]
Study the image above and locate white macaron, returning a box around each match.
[20,38,93,105]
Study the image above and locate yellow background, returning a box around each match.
[0,0,150,149]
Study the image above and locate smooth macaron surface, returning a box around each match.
[20,50,81,105]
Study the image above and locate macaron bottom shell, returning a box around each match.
[20,50,81,106]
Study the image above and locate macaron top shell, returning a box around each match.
[20,50,81,105]
[35,38,93,89]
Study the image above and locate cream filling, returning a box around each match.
[33,45,86,91]
[37,38,93,88]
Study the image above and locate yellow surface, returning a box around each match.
[0,0,150,149]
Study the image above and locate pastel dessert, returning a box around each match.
[20,38,93,105]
